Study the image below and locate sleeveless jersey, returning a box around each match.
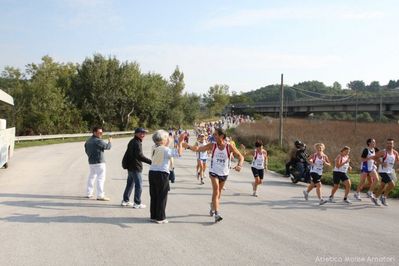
[310,153,325,175]
[197,141,208,160]
[251,150,265,170]
[210,144,230,176]
[360,148,376,172]
[378,150,396,174]
[333,155,350,173]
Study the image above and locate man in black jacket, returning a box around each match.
[121,128,152,208]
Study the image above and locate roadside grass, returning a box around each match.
[232,118,399,198]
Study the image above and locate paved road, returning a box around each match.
[0,136,398,266]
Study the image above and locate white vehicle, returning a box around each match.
[0,89,15,168]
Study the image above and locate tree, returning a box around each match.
[20,56,85,134]
[367,81,380,92]
[71,54,122,130]
[347,80,366,92]
[230,91,253,104]
[387,80,399,89]
[203,84,230,116]
[332,81,342,91]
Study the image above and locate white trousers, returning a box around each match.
[86,163,106,198]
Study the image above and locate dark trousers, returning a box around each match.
[123,170,143,204]
[149,170,170,221]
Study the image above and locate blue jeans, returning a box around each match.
[123,170,143,204]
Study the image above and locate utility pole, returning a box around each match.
[355,87,358,134]
[279,74,284,148]
[379,86,383,121]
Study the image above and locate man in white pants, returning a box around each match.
[85,126,112,200]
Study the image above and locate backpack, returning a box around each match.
[122,150,129,169]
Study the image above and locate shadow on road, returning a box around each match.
[0,214,147,228]
[222,198,376,211]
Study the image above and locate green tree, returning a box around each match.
[332,81,342,91]
[204,84,230,116]
[347,80,366,92]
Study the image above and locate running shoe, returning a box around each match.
[367,191,373,198]
[343,198,352,204]
[370,197,380,206]
[328,196,336,203]
[319,199,327,205]
[303,190,309,201]
[380,196,388,206]
[121,201,133,207]
[200,178,204,185]
[132,203,146,209]
[214,214,223,223]
[252,191,258,197]
[156,219,169,224]
[354,192,362,201]
[97,196,110,201]
[209,203,215,216]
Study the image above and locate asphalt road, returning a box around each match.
[0,136,398,266]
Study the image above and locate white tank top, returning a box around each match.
[197,141,208,160]
[210,144,230,176]
[251,150,265,170]
[361,148,376,171]
[378,150,396,174]
[310,154,325,175]
[333,155,350,173]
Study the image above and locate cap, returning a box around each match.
[135,127,148,134]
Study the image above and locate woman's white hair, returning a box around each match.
[152,130,169,144]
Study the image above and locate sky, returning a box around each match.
[1,0,398,94]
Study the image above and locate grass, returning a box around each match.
[233,118,399,198]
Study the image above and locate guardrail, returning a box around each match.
[15,131,134,142]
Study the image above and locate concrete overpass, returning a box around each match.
[228,96,399,117]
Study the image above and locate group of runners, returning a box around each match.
[301,138,398,207]
[179,128,398,223]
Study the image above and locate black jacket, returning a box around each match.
[125,136,152,172]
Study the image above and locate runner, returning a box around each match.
[302,143,331,205]
[372,139,399,206]
[251,140,268,197]
[183,128,244,223]
[328,146,352,204]
[354,138,379,201]
[196,133,208,185]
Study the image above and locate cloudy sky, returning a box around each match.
[1,0,398,93]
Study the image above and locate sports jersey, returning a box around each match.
[360,148,377,172]
[333,155,350,173]
[209,144,231,176]
[251,149,265,170]
[310,153,325,175]
[378,150,396,174]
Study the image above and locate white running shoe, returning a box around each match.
[214,214,223,223]
[367,191,373,198]
[156,219,169,224]
[380,196,388,206]
[303,190,309,201]
[343,198,352,204]
[370,197,380,206]
[133,203,146,209]
[354,192,362,201]
[319,199,327,205]
[328,197,336,203]
[121,201,133,207]
[252,191,258,197]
